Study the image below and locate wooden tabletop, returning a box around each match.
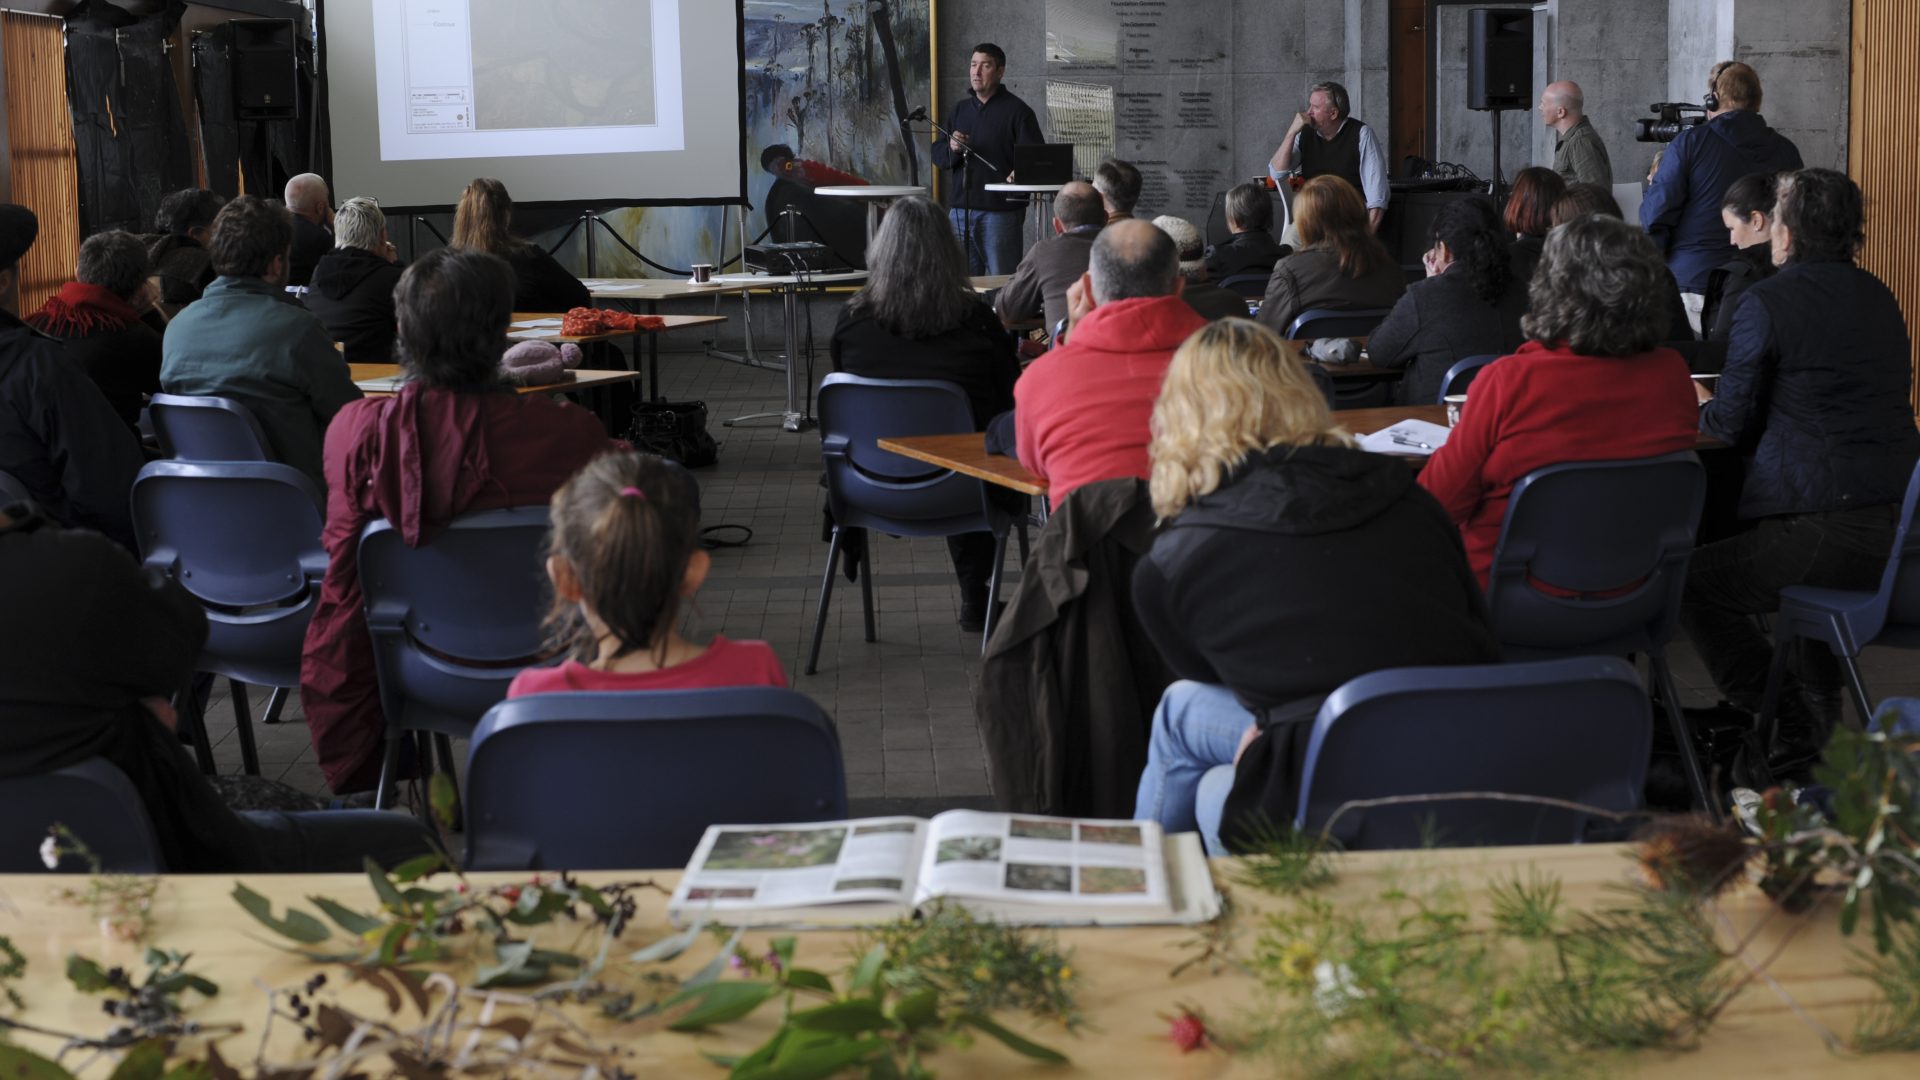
[877,434,1047,496]
[586,277,1009,299]
[349,364,640,397]
[508,311,727,343]
[0,845,1904,1077]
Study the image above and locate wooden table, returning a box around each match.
[0,845,1906,1077]
[877,433,1048,497]
[509,311,728,404]
[349,364,640,398]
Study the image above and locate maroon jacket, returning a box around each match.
[299,383,619,792]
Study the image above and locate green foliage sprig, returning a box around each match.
[0,935,23,1011]
[42,826,160,944]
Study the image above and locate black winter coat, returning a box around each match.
[1701,260,1920,519]
[1368,263,1527,406]
[830,299,1019,428]
[1131,443,1500,849]
[305,246,405,364]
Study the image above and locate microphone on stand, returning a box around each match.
[907,105,928,122]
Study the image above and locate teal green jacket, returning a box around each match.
[159,276,363,485]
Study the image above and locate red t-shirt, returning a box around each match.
[505,635,789,698]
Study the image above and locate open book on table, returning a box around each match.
[666,811,1220,928]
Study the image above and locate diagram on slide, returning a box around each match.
[376,0,682,161]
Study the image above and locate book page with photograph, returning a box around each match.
[668,817,928,923]
[913,811,1171,917]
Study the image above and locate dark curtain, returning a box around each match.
[191,28,240,196]
[64,0,194,235]
[192,21,315,200]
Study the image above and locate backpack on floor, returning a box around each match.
[626,399,719,469]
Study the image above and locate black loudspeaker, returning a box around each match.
[232,19,298,121]
[1468,8,1532,111]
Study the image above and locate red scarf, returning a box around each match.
[26,282,142,337]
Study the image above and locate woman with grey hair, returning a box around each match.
[305,196,404,364]
[828,193,1021,631]
[26,229,163,433]
[1416,212,1699,584]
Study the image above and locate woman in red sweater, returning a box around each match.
[1419,213,1699,586]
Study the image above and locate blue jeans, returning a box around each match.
[949,208,1023,275]
[1133,681,1258,856]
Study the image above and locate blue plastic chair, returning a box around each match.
[0,468,30,507]
[1484,452,1712,811]
[132,461,328,776]
[808,374,1024,673]
[1759,458,1920,735]
[464,689,848,870]
[1436,354,1501,403]
[147,393,273,461]
[359,506,554,811]
[1283,307,1393,341]
[1216,272,1268,299]
[1295,657,1651,850]
[0,758,165,872]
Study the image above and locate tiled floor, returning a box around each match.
[194,341,1920,811]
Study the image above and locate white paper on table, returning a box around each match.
[508,328,562,340]
[510,318,565,328]
[1355,419,1451,457]
[594,284,644,292]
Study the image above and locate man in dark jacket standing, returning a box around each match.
[305,196,404,364]
[1639,62,1801,333]
[1686,169,1920,777]
[0,204,144,550]
[931,42,1044,275]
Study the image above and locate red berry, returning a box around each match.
[1169,1011,1206,1053]
[499,886,522,903]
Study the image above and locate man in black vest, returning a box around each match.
[1268,81,1389,232]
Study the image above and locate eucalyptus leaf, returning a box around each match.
[784,968,836,994]
[665,980,778,1031]
[890,987,940,1030]
[789,998,891,1035]
[65,954,113,992]
[232,884,333,944]
[684,927,746,990]
[848,943,886,996]
[740,1035,886,1080]
[105,1040,167,1080]
[0,1044,81,1080]
[474,940,535,987]
[956,1012,1069,1064]
[363,857,409,912]
[390,853,445,883]
[629,912,707,964]
[307,896,384,937]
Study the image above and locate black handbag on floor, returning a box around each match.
[1644,700,1777,811]
[626,400,719,469]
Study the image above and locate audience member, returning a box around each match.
[1153,215,1250,321]
[0,503,437,872]
[147,188,225,307]
[1014,220,1206,510]
[0,205,142,548]
[831,195,1021,631]
[1269,81,1389,230]
[27,229,163,433]
[1700,172,1778,343]
[305,196,405,364]
[1256,175,1404,334]
[451,177,590,312]
[1504,166,1568,283]
[1094,157,1143,223]
[1640,61,1802,331]
[284,173,335,288]
[1551,183,1693,344]
[159,195,361,486]
[930,42,1043,275]
[510,451,787,697]
[995,180,1105,336]
[1203,182,1287,282]
[1131,319,1499,853]
[1368,198,1525,406]
[299,248,619,794]
[1686,169,1920,777]
[1540,79,1613,186]
[1419,214,1698,584]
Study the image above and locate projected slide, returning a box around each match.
[375,0,682,161]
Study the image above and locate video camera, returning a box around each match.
[1635,102,1708,143]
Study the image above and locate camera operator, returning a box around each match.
[1639,61,1801,335]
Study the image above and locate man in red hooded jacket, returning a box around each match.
[1014,220,1206,511]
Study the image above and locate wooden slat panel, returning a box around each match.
[1850,0,1920,413]
[3,12,79,314]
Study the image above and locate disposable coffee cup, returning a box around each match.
[691,263,714,284]
[1444,393,1468,427]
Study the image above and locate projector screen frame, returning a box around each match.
[314,0,750,215]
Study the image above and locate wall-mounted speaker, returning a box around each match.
[232,18,297,121]
[1468,8,1532,112]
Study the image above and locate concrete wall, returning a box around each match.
[1730,0,1850,169]
[1544,0,1671,187]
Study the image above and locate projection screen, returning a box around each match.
[322,0,745,210]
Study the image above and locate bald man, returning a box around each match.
[995,180,1107,338]
[1539,81,1612,187]
[282,173,334,287]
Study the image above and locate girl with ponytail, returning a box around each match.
[1368,197,1529,405]
[506,451,787,696]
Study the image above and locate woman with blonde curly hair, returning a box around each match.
[1132,319,1498,854]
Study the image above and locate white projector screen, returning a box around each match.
[322,0,745,210]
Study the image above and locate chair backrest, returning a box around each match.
[0,758,165,872]
[464,689,848,870]
[358,507,554,730]
[131,461,327,609]
[148,393,273,462]
[1857,456,1920,638]
[1216,272,1269,298]
[1296,657,1651,849]
[1284,307,1392,340]
[1486,452,1705,655]
[0,468,31,507]
[817,373,1004,536]
[1436,353,1501,403]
